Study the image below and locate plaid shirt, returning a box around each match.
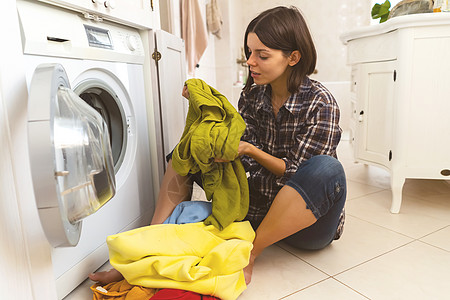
[238,77,342,225]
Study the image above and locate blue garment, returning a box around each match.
[282,155,347,250]
[163,201,212,225]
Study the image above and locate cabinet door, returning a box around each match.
[154,30,187,166]
[355,60,396,168]
[104,0,154,28]
[38,0,154,29]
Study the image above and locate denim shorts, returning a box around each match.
[282,155,346,250]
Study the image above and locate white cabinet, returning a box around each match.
[342,13,450,213]
[38,0,155,29]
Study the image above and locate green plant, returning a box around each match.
[372,0,391,23]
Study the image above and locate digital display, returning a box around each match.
[84,25,113,49]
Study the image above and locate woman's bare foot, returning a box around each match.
[243,254,256,285]
[89,268,124,286]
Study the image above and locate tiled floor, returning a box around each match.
[66,140,450,300]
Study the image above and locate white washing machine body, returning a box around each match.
[17,1,155,298]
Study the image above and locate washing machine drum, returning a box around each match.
[75,80,127,174]
[28,63,116,247]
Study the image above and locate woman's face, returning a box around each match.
[246,32,291,87]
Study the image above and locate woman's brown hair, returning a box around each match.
[243,6,317,94]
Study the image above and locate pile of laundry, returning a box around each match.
[90,79,253,300]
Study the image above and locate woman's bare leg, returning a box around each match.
[150,160,193,224]
[244,185,317,285]
[89,160,193,284]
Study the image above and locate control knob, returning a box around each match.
[126,35,138,51]
[104,0,116,9]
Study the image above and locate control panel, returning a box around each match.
[18,0,145,64]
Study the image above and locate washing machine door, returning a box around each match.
[28,63,116,247]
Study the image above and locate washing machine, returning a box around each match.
[16,0,155,298]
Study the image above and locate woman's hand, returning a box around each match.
[238,141,253,157]
[214,141,253,162]
[182,85,190,99]
[238,141,286,176]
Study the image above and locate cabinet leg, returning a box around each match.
[390,176,405,214]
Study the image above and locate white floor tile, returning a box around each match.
[402,179,450,198]
[63,280,92,300]
[344,164,391,189]
[283,278,367,300]
[346,179,384,201]
[346,190,450,238]
[335,241,450,300]
[239,245,328,300]
[420,226,450,252]
[412,193,450,221]
[278,215,412,275]
[64,262,112,300]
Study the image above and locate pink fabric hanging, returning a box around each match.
[181,0,208,75]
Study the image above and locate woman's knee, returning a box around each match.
[296,156,346,198]
[301,155,345,182]
[287,155,346,219]
[281,156,347,250]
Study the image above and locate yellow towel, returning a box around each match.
[172,78,249,230]
[107,221,255,300]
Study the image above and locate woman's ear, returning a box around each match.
[288,50,301,66]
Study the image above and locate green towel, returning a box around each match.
[172,78,249,230]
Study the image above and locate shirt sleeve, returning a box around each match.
[238,91,263,172]
[276,100,342,185]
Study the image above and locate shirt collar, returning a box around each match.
[284,77,313,113]
[299,76,313,92]
[255,77,313,114]
[255,85,272,112]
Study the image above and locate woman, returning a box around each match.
[235,6,346,283]
[90,5,346,286]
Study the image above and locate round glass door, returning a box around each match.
[28,63,116,247]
